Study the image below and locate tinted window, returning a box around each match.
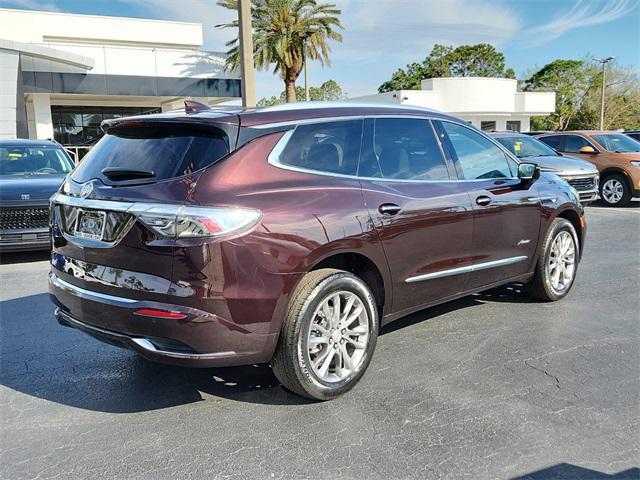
[506,120,521,132]
[278,120,363,176]
[0,145,73,176]
[538,135,563,150]
[71,123,230,184]
[481,121,496,132]
[563,135,592,153]
[441,122,512,179]
[359,118,449,180]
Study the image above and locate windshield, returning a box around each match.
[494,136,557,158]
[592,134,640,153]
[0,145,73,176]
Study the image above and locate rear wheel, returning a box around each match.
[272,268,378,400]
[600,174,631,207]
[526,218,579,301]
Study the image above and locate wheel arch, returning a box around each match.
[309,252,388,318]
[600,167,633,188]
[555,207,584,259]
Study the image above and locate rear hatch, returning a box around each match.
[50,115,239,305]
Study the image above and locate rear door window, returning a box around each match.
[71,122,232,184]
[359,118,450,180]
[538,135,563,151]
[276,120,363,176]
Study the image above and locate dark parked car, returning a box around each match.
[490,132,599,203]
[49,102,586,400]
[0,139,74,251]
[625,131,640,142]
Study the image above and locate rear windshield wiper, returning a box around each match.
[101,167,156,181]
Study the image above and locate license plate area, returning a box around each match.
[74,209,107,240]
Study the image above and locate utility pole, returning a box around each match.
[238,0,256,107]
[593,56,614,130]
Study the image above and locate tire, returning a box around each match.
[272,268,379,401]
[600,174,631,207]
[526,218,579,301]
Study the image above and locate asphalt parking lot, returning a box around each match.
[1,203,639,480]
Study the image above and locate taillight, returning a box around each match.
[132,204,261,239]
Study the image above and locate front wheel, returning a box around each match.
[600,174,631,207]
[526,218,579,301]
[272,268,379,401]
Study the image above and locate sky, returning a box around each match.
[1,0,639,99]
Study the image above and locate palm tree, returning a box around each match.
[217,0,343,103]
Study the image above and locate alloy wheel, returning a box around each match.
[304,291,370,383]
[547,231,576,294]
[602,178,624,204]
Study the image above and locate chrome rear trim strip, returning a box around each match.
[55,308,235,360]
[130,338,236,360]
[405,256,528,283]
[51,273,137,304]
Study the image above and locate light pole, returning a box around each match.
[238,0,256,107]
[593,56,614,130]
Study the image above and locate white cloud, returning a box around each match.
[522,0,637,46]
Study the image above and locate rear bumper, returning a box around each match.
[49,272,279,367]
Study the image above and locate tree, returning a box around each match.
[378,43,514,93]
[523,60,591,131]
[257,79,345,106]
[524,58,640,131]
[217,0,343,103]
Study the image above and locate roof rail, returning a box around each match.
[184,100,210,114]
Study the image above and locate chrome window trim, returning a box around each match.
[266,115,499,184]
[405,256,528,283]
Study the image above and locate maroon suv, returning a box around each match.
[49,102,585,400]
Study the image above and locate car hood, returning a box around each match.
[524,155,598,176]
[0,174,66,205]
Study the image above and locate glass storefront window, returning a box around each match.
[51,106,161,145]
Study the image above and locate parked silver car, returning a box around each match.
[491,132,599,203]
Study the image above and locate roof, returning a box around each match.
[488,131,530,137]
[0,139,59,147]
[538,130,624,135]
[103,101,458,130]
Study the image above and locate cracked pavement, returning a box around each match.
[1,204,639,479]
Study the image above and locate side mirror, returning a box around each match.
[579,145,597,154]
[518,162,540,189]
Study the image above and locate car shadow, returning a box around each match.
[0,249,50,265]
[1,283,533,412]
[510,463,639,479]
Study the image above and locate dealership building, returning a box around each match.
[353,77,555,132]
[0,8,240,149]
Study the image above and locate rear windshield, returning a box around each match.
[0,145,73,176]
[71,122,231,184]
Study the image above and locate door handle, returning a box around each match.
[475,195,492,206]
[378,203,401,216]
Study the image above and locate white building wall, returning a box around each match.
[421,77,517,114]
[351,77,555,132]
[30,94,53,139]
[0,8,202,48]
[0,49,19,138]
